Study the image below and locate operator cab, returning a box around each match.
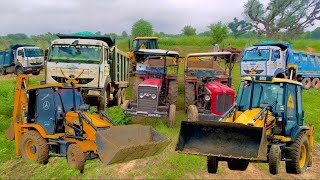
[27,86,84,134]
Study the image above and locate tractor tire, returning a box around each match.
[133,77,143,101]
[20,130,49,164]
[185,83,196,111]
[121,100,130,109]
[98,91,107,112]
[301,78,312,90]
[1,68,7,75]
[285,132,310,174]
[311,78,320,89]
[207,156,218,174]
[32,70,41,76]
[168,104,176,128]
[67,144,86,173]
[227,159,249,171]
[115,90,122,106]
[167,80,178,104]
[15,67,24,75]
[269,145,281,175]
[121,88,126,104]
[187,105,198,122]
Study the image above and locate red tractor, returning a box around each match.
[124,49,179,127]
[184,52,239,121]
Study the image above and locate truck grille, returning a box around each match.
[52,76,94,84]
[137,86,158,112]
[216,94,232,114]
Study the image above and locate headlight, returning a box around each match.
[151,94,157,99]
[204,95,211,101]
[139,92,144,98]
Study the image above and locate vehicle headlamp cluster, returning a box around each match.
[139,92,157,99]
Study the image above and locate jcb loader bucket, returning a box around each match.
[96,125,170,164]
[176,121,268,161]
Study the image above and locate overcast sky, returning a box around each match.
[0,0,319,36]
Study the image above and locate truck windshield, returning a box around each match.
[25,48,43,57]
[50,44,102,63]
[133,39,158,51]
[242,49,270,61]
[236,81,283,112]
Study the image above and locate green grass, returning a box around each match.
[0,52,319,179]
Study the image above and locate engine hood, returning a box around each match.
[205,81,234,94]
[140,78,162,88]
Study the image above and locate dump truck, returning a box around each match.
[176,75,314,175]
[0,44,44,75]
[241,41,320,89]
[128,37,159,73]
[123,49,179,127]
[184,52,238,121]
[44,32,130,111]
[6,75,170,172]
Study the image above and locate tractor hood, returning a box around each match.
[205,81,234,94]
[140,78,163,88]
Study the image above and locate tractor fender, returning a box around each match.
[273,68,285,78]
[290,126,310,141]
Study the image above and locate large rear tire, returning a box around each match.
[20,130,49,164]
[227,159,249,171]
[185,83,196,111]
[285,132,310,174]
[168,104,176,128]
[167,80,178,104]
[311,78,320,89]
[207,156,218,174]
[302,78,312,90]
[133,77,143,101]
[269,145,281,175]
[187,105,198,122]
[67,144,86,173]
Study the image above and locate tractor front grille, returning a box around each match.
[216,94,232,114]
[137,86,158,112]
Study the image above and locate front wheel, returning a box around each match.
[269,145,281,175]
[207,156,218,174]
[187,105,198,122]
[15,67,24,75]
[168,104,176,128]
[32,70,41,76]
[67,144,86,173]
[227,159,249,171]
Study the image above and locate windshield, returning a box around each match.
[236,81,283,112]
[57,89,83,112]
[243,49,270,61]
[25,48,43,57]
[50,44,102,63]
[133,39,158,50]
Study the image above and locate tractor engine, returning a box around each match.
[137,78,162,113]
[203,81,235,115]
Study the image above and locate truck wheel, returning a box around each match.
[20,130,49,164]
[207,156,218,174]
[167,80,178,104]
[269,145,281,175]
[67,144,85,173]
[121,88,126,104]
[311,78,320,89]
[302,78,312,90]
[227,159,249,171]
[187,105,198,122]
[32,71,41,76]
[1,68,7,75]
[168,104,176,128]
[185,83,196,111]
[285,132,309,174]
[15,67,24,75]
[133,77,143,101]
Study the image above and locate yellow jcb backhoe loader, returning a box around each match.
[6,75,170,172]
[176,75,314,175]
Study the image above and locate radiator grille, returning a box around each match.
[216,94,232,113]
[137,86,158,112]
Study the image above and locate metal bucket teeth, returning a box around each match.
[96,125,170,164]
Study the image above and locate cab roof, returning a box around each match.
[57,32,114,47]
[135,37,158,40]
[242,76,302,86]
[135,49,179,56]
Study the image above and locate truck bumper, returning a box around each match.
[124,103,168,118]
[23,65,43,73]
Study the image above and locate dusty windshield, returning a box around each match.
[25,48,43,57]
[50,44,102,63]
[236,81,283,112]
[133,39,158,50]
[242,49,270,61]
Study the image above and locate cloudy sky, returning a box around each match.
[0,0,319,36]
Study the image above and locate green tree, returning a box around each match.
[131,19,153,38]
[244,0,320,39]
[121,31,128,38]
[208,22,229,44]
[228,18,252,37]
[182,25,196,36]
